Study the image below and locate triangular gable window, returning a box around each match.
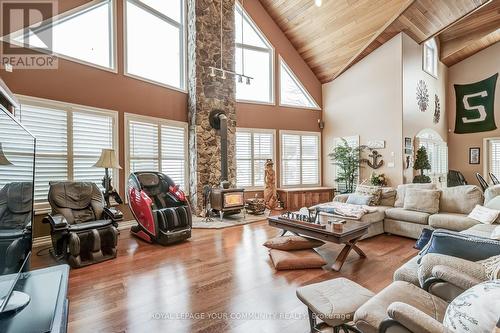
[280,58,319,109]
[5,0,114,69]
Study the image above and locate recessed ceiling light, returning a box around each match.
[315,0,322,7]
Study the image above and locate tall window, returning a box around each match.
[125,114,188,190]
[280,58,319,109]
[423,38,438,78]
[236,129,275,188]
[15,97,118,209]
[485,138,500,180]
[281,131,320,187]
[235,3,274,103]
[9,0,115,69]
[125,0,185,90]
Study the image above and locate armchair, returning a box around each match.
[43,181,118,268]
[0,182,32,274]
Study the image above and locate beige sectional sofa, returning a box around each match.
[333,184,499,239]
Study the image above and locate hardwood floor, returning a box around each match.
[32,221,418,333]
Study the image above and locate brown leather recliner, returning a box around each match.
[43,181,118,268]
[0,182,32,274]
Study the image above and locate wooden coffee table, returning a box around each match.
[268,213,368,271]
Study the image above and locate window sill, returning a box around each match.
[279,103,321,111]
[236,99,275,107]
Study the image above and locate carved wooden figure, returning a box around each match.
[264,159,278,209]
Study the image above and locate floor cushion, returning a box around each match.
[385,208,430,225]
[263,235,324,251]
[269,249,326,270]
[354,281,448,333]
[429,213,479,231]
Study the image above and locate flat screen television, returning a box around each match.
[0,104,35,315]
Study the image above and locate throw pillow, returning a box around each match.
[418,229,500,263]
[477,255,500,280]
[263,235,325,251]
[484,196,500,223]
[355,185,382,206]
[443,280,500,333]
[346,194,372,206]
[378,187,396,206]
[468,205,499,224]
[403,188,441,214]
[491,225,500,240]
[394,183,437,207]
[269,249,327,270]
[414,228,433,250]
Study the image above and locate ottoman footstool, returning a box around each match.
[296,278,375,333]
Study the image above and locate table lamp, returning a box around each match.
[93,149,121,207]
[0,143,13,166]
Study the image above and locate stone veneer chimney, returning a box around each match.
[187,0,237,214]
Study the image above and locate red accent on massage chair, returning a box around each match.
[127,172,192,246]
[128,187,156,236]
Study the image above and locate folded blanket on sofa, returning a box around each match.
[311,201,377,220]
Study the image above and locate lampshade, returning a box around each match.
[0,143,13,166]
[93,149,121,169]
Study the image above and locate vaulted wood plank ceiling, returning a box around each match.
[439,0,500,66]
[260,0,493,83]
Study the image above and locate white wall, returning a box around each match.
[322,34,404,188]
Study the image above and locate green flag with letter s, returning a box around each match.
[454,73,498,134]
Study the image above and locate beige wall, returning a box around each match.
[322,34,403,188]
[402,34,448,183]
[447,42,500,186]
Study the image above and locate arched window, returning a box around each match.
[415,129,448,184]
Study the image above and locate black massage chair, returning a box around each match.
[43,181,119,268]
[127,171,192,245]
[0,182,32,274]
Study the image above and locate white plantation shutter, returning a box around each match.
[282,134,301,186]
[487,139,500,180]
[161,125,186,189]
[0,112,35,191]
[236,130,274,188]
[236,132,252,187]
[253,132,273,186]
[73,111,114,189]
[18,105,68,203]
[129,121,159,172]
[301,135,319,185]
[13,98,118,209]
[126,115,187,191]
[281,132,320,186]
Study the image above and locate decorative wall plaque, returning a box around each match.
[416,80,429,112]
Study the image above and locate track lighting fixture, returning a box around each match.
[238,75,243,83]
[210,67,216,77]
[246,77,251,85]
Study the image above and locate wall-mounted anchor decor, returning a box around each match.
[362,150,384,169]
[433,95,441,124]
[416,80,429,112]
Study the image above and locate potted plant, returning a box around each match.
[370,172,387,186]
[413,146,431,183]
[329,138,366,193]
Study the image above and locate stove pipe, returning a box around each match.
[209,110,229,188]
